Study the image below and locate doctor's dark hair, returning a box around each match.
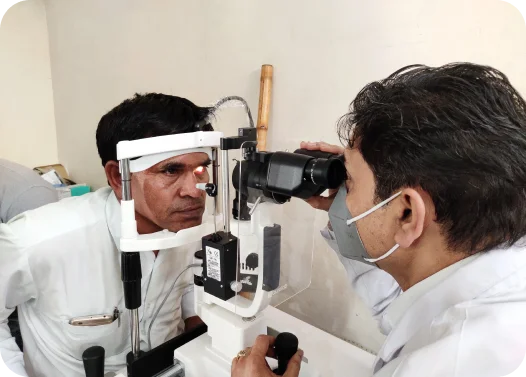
[338,63,526,254]
[96,93,213,167]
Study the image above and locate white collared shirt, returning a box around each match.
[0,187,197,377]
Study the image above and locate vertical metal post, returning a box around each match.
[131,310,140,357]
[212,148,219,233]
[120,159,141,359]
[121,159,132,201]
[221,150,230,234]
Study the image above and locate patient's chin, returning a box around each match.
[166,217,203,232]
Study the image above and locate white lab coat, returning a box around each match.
[0,188,198,377]
[322,229,526,377]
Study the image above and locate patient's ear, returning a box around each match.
[104,161,122,200]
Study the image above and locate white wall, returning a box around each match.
[0,0,57,168]
[44,0,526,353]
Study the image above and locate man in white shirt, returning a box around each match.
[232,63,526,377]
[0,93,212,377]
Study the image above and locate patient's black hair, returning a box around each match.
[96,93,213,167]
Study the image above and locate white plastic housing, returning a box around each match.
[116,131,223,160]
[197,202,274,319]
[196,293,267,359]
[119,213,220,252]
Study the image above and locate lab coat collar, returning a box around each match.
[379,254,480,334]
[375,243,526,371]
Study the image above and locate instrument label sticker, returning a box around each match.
[206,246,221,281]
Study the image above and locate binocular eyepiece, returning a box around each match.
[291,149,346,191]
[233,148,346,208]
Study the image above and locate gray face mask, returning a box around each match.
[328,185,375,266]
[328,185,402,265]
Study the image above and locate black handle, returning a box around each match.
[121,252,142,309]
[273,332,299,376]
[83,346,105,377]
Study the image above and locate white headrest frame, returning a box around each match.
[129,147,213,173]
[116,131,223,161]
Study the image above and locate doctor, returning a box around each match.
[0,93,212,377]
[232,63,526,377]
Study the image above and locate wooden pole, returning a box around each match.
[256,65,273,151]
[238,65,273,301]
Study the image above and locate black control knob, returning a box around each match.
[204,183,218,197]
[273,332,299,376]
[82,346,105,377]
[245,253,259,270]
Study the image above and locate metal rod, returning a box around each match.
[249,196,262,216]
[212,148,219,186]
[131,309,140,357]
[121,159,132,201]
[212,148,219,234]
[121,159,141,358]
[221,149,230,233]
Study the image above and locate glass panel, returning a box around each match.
[230,144,315,314]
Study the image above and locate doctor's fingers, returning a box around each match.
[231,352,274,377]
[251,335,276,357]
[300,141,344,155]
[305,194,336,212]
[282,351,304,377]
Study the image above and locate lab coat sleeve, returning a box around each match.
[321,226,401,324]
[0,224,34,376]
[181,285,196,320]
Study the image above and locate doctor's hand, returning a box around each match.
[300,141,345,212]
[231,335,303,377]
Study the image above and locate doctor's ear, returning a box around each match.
[394,188,426,248]
[104,161,123,200]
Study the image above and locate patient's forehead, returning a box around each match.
[151,152,210,169]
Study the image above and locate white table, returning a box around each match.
[263,306,375,377]
[115,306,375,377]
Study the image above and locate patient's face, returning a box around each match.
[130,152,211,233]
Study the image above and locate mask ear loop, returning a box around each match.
[345,191,403,263]
[346,191,402,225]
[363,244,400,263]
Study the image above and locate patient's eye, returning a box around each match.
[160,163,183,176]
[194,165,206,176]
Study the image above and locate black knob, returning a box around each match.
[245,253,259,270]
[82,346,105,377]
[121,252,142,310]
[204,183,218,197]
[273,332,299,376]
